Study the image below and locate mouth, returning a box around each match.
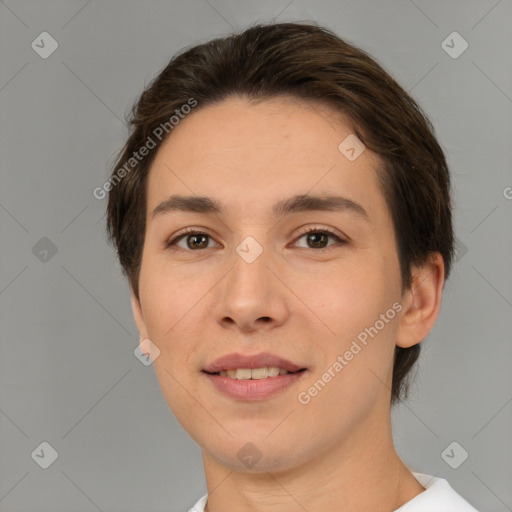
[205,366,306,379]
[202,352,308,400]
[202,351,307,375]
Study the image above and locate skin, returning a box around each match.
[130,95,445,512]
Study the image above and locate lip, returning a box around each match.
[203,371,307,401]
[203,352,305,373]
[202,352,308,401]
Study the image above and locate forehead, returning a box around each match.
[157,95,356,163]
[145,95,386,221]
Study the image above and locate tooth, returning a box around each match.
[219,367,288,379]
[235,368,252,380]
[251,367,269,379]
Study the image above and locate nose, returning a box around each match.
[213,243,290,333]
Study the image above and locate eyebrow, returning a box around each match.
[151,193,369,221]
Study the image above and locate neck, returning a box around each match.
[201,407,425,512]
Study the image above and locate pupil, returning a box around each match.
[189,234,208,249]
[308,233,327,248]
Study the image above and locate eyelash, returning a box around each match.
[165,226,347,251]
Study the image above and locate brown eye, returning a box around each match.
[305,232,329,249]
[294,227,346,250]
[183,233,210,249]
[166,229,218,251]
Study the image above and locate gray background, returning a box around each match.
[1,1,511,511]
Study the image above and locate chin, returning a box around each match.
[213,450,299,473]
[202,435,310,474]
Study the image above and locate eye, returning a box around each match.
[165,227,219,251]
[293,226,347,250]
[165,226,347,252]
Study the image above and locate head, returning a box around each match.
[105,22,453,470]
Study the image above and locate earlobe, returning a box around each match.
[130,287,149,341]
[396,253,445,349]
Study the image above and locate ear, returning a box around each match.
[396,253,445,348]
[130,286,150,341]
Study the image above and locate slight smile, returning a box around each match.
[202,352,308,400]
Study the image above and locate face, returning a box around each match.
[132,95,409,472]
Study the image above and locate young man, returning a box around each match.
[106,22,479,512]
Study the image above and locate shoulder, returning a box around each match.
[398,472,479,511]
[187,493,207,512]
[188,474,480,512]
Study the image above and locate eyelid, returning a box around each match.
[293,224,347,242]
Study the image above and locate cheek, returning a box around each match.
[139,257,198,338]
[137,283,199,397]
[140,274,202,416]
[303,257,399,384]
[300,261,389,337]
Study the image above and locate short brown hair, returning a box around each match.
[106,21,454,404]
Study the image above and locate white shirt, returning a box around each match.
[187,472,479,511]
